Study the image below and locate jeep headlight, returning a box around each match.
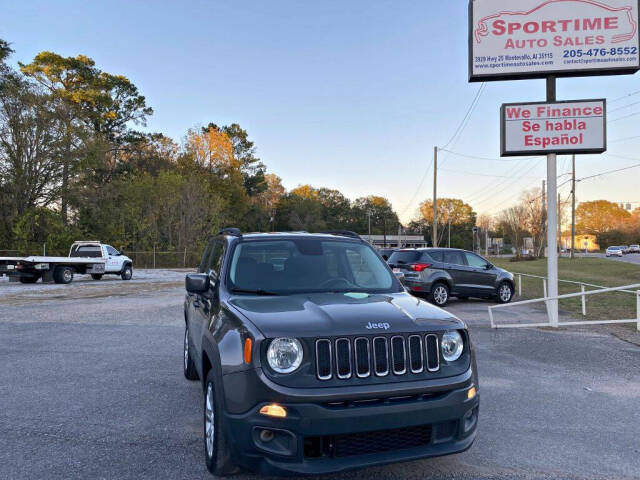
[441,330,464,362]
[267,338,303,373]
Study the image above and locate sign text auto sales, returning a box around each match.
[500,99,606,156]
[470,0,640,80]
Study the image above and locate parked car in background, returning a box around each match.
[0,241,132,284]
[388,248,514,306]
[606,246,625,257]
[377,247,398,261]
[69,241,133,280]
[628,245,640,254]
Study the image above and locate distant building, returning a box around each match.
[364,235,428,248]
[560,234,599,252]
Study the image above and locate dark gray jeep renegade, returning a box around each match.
[183,229,479,476]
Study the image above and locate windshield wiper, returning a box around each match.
[231,288,280,296]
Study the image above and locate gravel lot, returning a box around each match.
[1,272,639,480]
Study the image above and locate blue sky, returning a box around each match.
[3,0,640,222]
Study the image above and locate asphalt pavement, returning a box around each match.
[0,274,639,480]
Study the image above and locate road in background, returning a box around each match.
[586,252,640,266]
[0,278,639,480]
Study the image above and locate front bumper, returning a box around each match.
[221,370,479,475]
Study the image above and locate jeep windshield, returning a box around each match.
[227,238,401,295]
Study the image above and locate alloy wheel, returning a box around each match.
[205,384,215,458]
[500,284,512,302]
[434,286,448,305]
[184,328,189,370]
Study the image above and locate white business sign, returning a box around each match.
[470,0,640,80]
[500,99,607,155]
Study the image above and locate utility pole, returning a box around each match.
[432,146,438,247]
[485,227,489,257]
[571,154,576,259]
[546,76,559,327]
[558,192,562,253]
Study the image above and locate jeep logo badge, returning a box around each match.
[366,322,390,330]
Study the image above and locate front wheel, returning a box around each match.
[204,370,237,476]
[121,264,132,281]
[428,282,450,307]
[497,281,514,304]
[183,325,198,380]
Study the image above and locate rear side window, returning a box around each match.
[443,251,466,265]
[70,245,102,258]
[427,251,444,262]
[388,251,421,265]
[465,252,488,268]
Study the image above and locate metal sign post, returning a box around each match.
[546,76,559,326]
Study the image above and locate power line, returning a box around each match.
[438,148,539,162]
[400,83,486,218]
[441,83,486,150]
[609,134,640,144]
[609,89,640,103]
[609,110,640,123]
[576,161,640,182]
[609,99,640,113]
[439,167,538,179]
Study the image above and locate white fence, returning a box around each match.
[513,272,637,317]
[489,283,640,330]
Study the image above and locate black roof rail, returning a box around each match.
[218,227,242,237]
[320,230,362,239]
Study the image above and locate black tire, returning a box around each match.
[497,281,514,304]
[183,325,198,381]
[121,264,132,281]
[91,274,103,281]
[204,369,238,476]
[53,266,74,284]
[428,282,450,307]
[19,276,39,284]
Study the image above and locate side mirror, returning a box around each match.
[186,273,210,294]
[485,263,493,270]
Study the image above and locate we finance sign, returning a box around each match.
[500,99,607,155]
[469,0,640,81]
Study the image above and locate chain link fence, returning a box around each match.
[126,250,202,269]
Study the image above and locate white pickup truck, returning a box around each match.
[0,241,133,284]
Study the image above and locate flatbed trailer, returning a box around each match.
[0,256,106,284]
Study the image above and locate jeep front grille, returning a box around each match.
[315,335,440,381]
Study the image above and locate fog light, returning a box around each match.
[467,386,477,400]
[259,429,275,442]
[260,404,287,418]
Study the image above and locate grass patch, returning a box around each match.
[490,257,640,322]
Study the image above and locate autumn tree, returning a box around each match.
[576,200,631,235]
[203,123,266,197]
[19,52,153,222]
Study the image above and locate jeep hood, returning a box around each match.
[227,291,465,338]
